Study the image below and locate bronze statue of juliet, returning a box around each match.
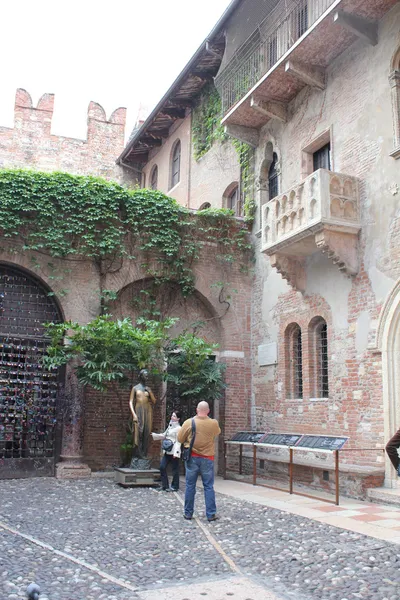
[129,369,156,458]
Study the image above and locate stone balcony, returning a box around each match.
[261,169,361,291]
[217,0,397,133]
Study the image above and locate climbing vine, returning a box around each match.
[192,84,256,223]
[192,83,227,161]
[233,141,256,223]
[0,169,251,310]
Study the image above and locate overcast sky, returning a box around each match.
[1,0,231,141]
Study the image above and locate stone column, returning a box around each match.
[389,70,400,158]
[55,364,91,479]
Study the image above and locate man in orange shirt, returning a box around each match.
[178,401,221,522]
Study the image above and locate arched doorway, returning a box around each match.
[0,265,63,478]
[377,279,400,488]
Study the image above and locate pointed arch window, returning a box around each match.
[268,152,279,200]
[150,165,158,190]
[285,323,303,399]
[309,317,329,398]
[171,140,181,188]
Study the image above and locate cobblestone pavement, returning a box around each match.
[0,477,400,600]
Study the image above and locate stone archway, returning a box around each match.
[0,263,64,478]
[377,278,400,488]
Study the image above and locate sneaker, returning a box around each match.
[183,514,192,520]
[207,515,218,522]
[166,487,178,492]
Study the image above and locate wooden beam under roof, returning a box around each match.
[140,137,162,147]
[159,107,186,119]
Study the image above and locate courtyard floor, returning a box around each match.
[1,476,400,600]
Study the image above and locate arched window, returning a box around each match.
[199,202,211,210]
[150,165,158,190]
[389,47,400,158]
[268,152,279,200]
[227,185,243,217]
[171,140,181,188]
[285,323,303,399]
[309,317,329,398]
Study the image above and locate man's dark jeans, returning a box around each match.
[386,428,400,471]
[184,456,216,519]
[160,453,180,490]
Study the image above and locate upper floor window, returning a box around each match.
[313,143,331,171]
[268,153,279,201]
[227,185,243,217]
[309,317,329,398]
[389,46,400,158]
[171,140,181,188]
[150,165,158,190]
[285,323,303,400]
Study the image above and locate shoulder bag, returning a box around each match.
[182,418,196,461]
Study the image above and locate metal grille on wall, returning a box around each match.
[215,0,335,115]
[316,321,328,397]
[0,266,62,478]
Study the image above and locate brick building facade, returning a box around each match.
[1,0,400,499]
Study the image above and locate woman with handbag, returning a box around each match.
[151,411,182,491]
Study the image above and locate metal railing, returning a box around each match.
[224,441,386,505]
[215,0,335,115]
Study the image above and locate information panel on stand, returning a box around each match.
[295,435,349,450]
[229,431,266,443]
[258,433,303,447]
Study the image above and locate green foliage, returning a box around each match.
[233,141,256,223]
[43,316,225,407]
[192,83,227,160]
[166,332,226,404]
[43,316,177,390]
[0,169,250,303]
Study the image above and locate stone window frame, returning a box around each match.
[256,141,282,231]
[389,46,400,159]
[284,322,303,401]
[169,139,181,190]
[301,127,333,179]
[150,165,158,190]
[308,316,329,401]
[223,181,242,216]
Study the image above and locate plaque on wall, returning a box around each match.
[258,342,278,366]
[258,433,303,446]
[230,431,266,443]
[295,435,348,450]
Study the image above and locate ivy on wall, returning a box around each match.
[0,169,251,310]
[192,84,256,223]
[233,141,256,223]
[192,83,227,161]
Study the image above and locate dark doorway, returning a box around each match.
[0,265,63,478]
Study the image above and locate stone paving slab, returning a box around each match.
[137,575,286,600]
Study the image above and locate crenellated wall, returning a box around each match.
[0,89,136,185]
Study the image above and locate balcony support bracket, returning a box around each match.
[315,229,359,277]
[224,124,259,148]
[250,97,287,123]
[269,254,306,293]
[333,10,378,46]
[285,59,325,90]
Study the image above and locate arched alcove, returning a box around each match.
[377,278,400,487]
[0,263,63,478]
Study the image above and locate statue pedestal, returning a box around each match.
[114,467,161,487]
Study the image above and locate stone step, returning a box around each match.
[367,486,400,507]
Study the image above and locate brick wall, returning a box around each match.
[249,5,400,490]
[0,89,135,185]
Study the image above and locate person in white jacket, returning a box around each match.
[151,411,182,491]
